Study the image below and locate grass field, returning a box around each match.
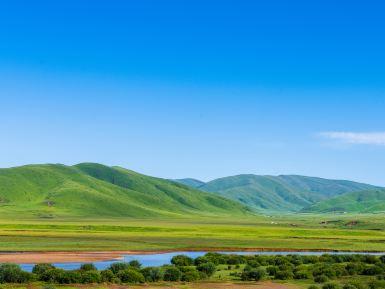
[0,213,384,252]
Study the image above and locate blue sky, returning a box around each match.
[1,1,385,185]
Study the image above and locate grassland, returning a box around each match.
[0,213,384,252]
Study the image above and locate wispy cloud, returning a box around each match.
[319,132,385,146]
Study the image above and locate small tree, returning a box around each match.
[171,255,194,267]
[116,269,145,283]
[163,266,182,281]
[129,260,142,270]
[80,263,97,271]
[32,263,56,275]
[109,262,130,274]
[197,262,216,276]
[141,267,163,282]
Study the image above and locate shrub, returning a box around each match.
[194,256,209,266]
[171,255,194,267]
[368,280,385,289]
[32,263,56,275]
[141,267,163,282]
[80,270,101,283]
[346,262,365,275]
[128,260,142,269]
[363,265,384,276]
[294,270,311,279]
[266,265,279,276]
[101,269,115,282]
[343,285,356,289]
[322,282,341,289]
[197,262,216,276]
[241,268,266,281]
[116,269,144,283]
[309,286,319,289]
[80,263,97,271]
[39,269,65,283]
[109,262,130,274]
[380,256,385,264]
[181,268,200,282]
[314,275,329,283]
[56,270,81,284]
[163,266,182,281]
[0,263,34,283]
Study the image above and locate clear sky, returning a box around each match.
[1,1,385,185]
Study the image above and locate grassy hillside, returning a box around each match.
[174,178,206,188]
[303,189,385,213]
[0,163,250,219]
[198,174,377,212]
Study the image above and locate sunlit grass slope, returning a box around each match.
[303,188,385,213]
[0,163,250,219]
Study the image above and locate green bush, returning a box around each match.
[368,280,385,289]
[308,286,319,289]
[80,270,101,283]
[32,264,56,275]
[266,265,279,276]
[116,269,145,283]
[171,255,194,266]
[322,282,341,289]
[80,263,97,271]
[163,266,182,281]
[109,262,130,274]
[181,268,200,282]
[56,270,81,284]
[0,264,34,283]
[39,269,65,283]
[314,275,329,283]
[241,268,266,281]
[197,262,216,276]
[274,270,294,280]
[141,267,163,282]
[100,269,115,282]
[294,270,311,279]
[128,260,142,269]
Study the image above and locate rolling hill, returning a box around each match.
[302,189,385,213]
[175,175,378,212]
[0,163,250,219]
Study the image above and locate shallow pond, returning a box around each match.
[19,251,384,272]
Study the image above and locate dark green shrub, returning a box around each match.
[380,256,385,264]
[100,269,115,282]
[309,286,319,289]
[116,269,144,283]
[0,263,34,283]
[163,266,182,282]
[363,265,384,276]
[80,270,101,283]
[32,263,56,275]
[197,262,216,276]
[80,263,97,271]
[109,262,130,274]
[141,267,163,282]
[322,282,341,289]
[314,275,329,283]
[181,268,200,282]
[39,269,65,283]
[346,262,365,275]
[56,270,81,284]
[266,265,279,276]
[171,255,194,267]
[194,256,209,266]
[128,260,142,269]
[274,270,294,280]
[241,268,266,281]
[294,270,311,279]
[368,280,385,289]
[343,285,356,289]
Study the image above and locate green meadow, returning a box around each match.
[0,213,384,252]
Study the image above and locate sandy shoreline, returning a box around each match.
[0,247,383,263]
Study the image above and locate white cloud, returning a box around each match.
[319,132,385,146]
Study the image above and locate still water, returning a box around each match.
[19,251,384,272]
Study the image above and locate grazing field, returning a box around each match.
[0,213,384,252]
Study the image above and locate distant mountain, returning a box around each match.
[174,178,206,188]
[187,174,378,212]
[0,163,250,219]
[302,189,385,213]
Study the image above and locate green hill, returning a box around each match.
[0,163,250,219]
[195,175,377,212]
[174,178,206,188]
[302,189,385,213]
